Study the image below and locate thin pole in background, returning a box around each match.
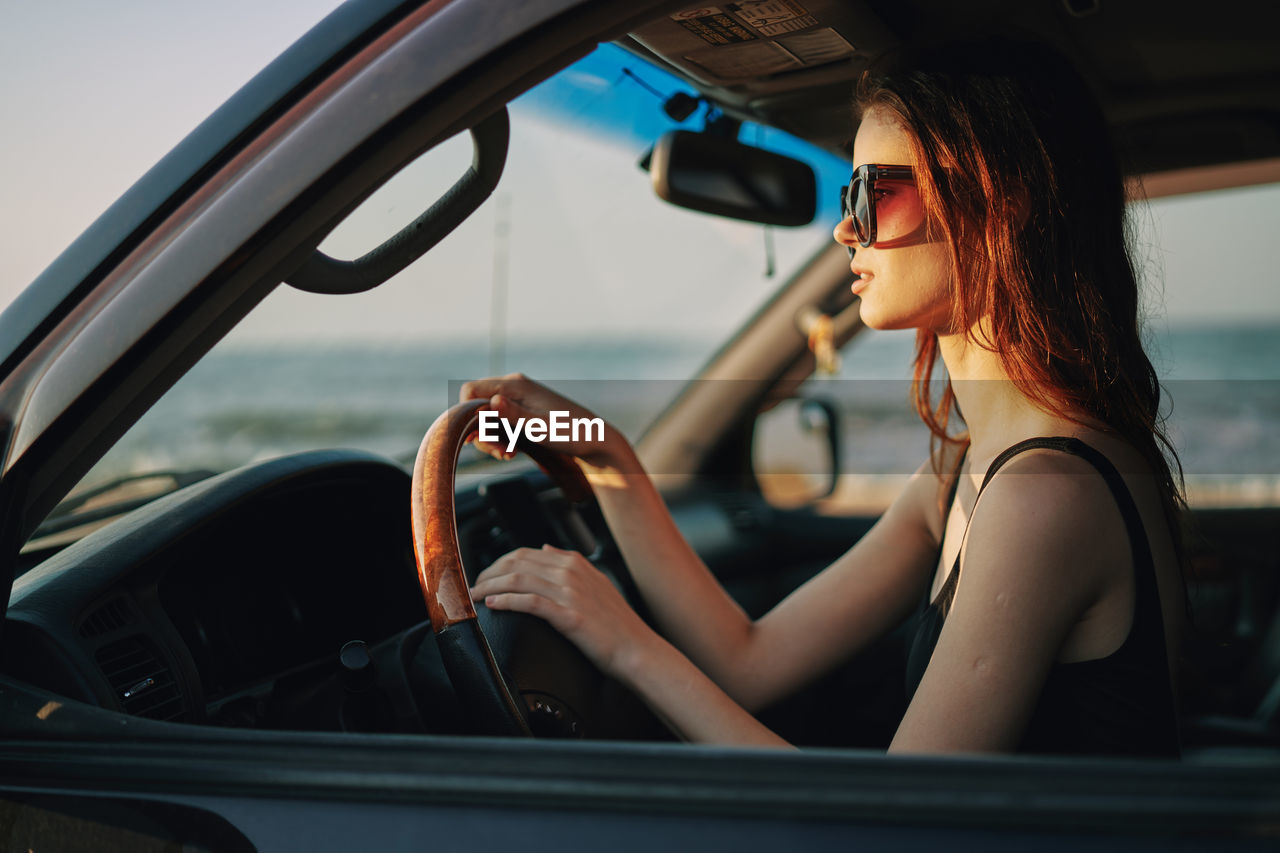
[489,192,510,376]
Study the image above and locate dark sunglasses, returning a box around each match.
[839,164,916,257]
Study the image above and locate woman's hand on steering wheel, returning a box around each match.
[459,373,630,469]
[470,544,655,679]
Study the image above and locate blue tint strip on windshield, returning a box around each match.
[513,44,850,222]
[512,45,698,148]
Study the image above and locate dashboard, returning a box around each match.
[0,449,660,737]
[4,452,438,730]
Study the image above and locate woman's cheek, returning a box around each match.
[899,244,953,329]
[862,248,952,332]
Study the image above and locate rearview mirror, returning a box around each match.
[649,131,816,226]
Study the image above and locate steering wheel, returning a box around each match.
[410,399,599,737]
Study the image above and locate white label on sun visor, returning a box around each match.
[779,28,855,64]
[683,40,803,80]
[727,1,817,37]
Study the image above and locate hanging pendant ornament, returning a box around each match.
[807,313,840,376]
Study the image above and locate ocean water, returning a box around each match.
[80,325,1280,507]
[829,324,1280,500]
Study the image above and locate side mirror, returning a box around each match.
[649,130,816,226]
[752,395,841,508]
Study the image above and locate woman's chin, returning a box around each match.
[856,297,950,334]
[855,302,909,332]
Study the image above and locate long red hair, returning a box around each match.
[856,40,1186,531]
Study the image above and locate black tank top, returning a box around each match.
[903,436,1181,757]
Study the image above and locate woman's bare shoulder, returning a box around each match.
[961,443,1134,597]
[974,443,1133,527]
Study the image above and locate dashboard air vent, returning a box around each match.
[95,636,186,721]
[79,597,136,638]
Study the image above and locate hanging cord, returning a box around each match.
[620,67,666,100]
[755,125,776,278]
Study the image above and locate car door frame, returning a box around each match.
[0,0,1277,846]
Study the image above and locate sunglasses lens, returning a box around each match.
[840,184,857,258]
[852,177,871,245]
[872,178,924,247]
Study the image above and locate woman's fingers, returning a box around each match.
[471,563,567,603]
[482,591,558,617]
[459,373,533,405]
[464,394,530,460]
[460,376,549,460]
[470,547,590,610]
[473,547,561,585]
[470,549,586,634]
[487,393,537,435]
[459,375,510,402]
[471,546,648,677]
[456,373,626,468]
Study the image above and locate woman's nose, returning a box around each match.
[833,216,858,254]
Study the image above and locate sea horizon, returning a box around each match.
[73,321,1280,509]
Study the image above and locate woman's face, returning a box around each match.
[833,107,953,333]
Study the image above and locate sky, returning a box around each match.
[0,0,345,306]
[2,0,1278,345]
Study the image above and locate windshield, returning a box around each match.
[23,42,1280,538]
[59,45,850,503]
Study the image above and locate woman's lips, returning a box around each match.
[850,267,872,294]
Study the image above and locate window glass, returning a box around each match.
[756,182,1280,512]
[71,45,849,496]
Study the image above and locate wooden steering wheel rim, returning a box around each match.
[410,399,594,733]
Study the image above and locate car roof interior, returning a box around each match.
[620,0,1280,191]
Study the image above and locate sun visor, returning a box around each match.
[629,1,892,90]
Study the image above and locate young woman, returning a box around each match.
[460,41,1185,756]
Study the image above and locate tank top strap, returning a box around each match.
[935,437,1072,610]
[972,436,1162,630]
[977,436,1079,493]
[976,436,1154,572]
[938,436,1160,622]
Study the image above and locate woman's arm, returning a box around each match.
[462,374,943,713]
[585,444,941,710]
[889,452,1122,753]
